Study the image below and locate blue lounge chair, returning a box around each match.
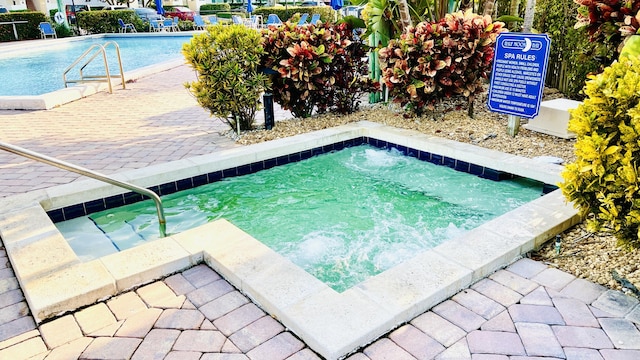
[266,14,282,26]
[193,15,206,30]
[232,15,244,25]
[207,15,219,25]
[150,19,163,32]
[39,22,57,39]
[172,16,180,31]
[309,13,321,25]
[249,15,262,29]
[118,18,136,33]
[297,13,309,26]
[163,18,174,31]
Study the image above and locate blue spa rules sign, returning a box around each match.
[487,33,551,118]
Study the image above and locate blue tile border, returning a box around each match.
[47,137,536,222]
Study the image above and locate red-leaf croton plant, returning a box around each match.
[378,9,506,115]
[574,0,640,55]
[261,21,379,118]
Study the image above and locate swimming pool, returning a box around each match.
[56,145,543,292]
[0,33,194,109]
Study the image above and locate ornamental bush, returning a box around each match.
[560,55,640,249]
[261,21,378,118]
[378,10,505,115]
[534,0,602,99]
[199,3,231,14]
[183,24,268,131]
[574,0,640,62]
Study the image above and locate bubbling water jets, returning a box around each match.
[286,229,348,267]
[363,148,406,167]
[344,148,408,174]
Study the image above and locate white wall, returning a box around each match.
[0,0,28,11]
[186,0,208,11]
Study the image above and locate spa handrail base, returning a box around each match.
[0,141,166,237]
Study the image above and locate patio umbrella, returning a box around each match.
[155,0,165,15]
[246,0,254,15]
[330,0,343,11]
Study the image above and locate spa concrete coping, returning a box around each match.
[0,122,580,360]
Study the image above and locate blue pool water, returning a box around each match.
[0,34,193,96]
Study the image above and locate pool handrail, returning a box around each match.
[0,141,167,237]
[63,41,126,94]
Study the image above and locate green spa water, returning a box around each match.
[57,145,542,292]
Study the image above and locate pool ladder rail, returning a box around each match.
[63,41,126,94]
[0,141,167,238]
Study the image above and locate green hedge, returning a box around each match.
[212,11,248,19]
[77,9,142,34]
[0,11,47,42]
[253,6,334,23]
[200,3,231,14]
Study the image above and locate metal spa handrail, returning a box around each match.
[63,41,126,93]
[0,141,167,237]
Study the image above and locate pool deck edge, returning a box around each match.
[0,122,580,359]
[0,57,186,111]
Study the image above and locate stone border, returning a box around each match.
[0,122,580,359]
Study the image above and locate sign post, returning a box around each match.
[487,33,551,136]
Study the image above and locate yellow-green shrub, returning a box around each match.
[183,24,268,131]
[560,55,640,249]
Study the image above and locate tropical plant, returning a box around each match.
[560,55,640,249]
[360,0,439,46]
[363,0,399,46]
[325,22,381,114]
[183,24,268,131]
[534,0,602,99]
[620,33,640,58]
[574,0,640,61]
[261,21,378,117]
[378,9,505,115]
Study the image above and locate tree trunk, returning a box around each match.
[509,0,520,29]
[436,0,448,20]
[483,0,495,17]
[396,0,412,31]
[460,0,473,12]
[522,0,537,33]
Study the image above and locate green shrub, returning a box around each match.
[77,9,141,34]
[0,11,47,41]
[201,3,231,11]
[534,0,602,99]
[318,23,380,114]
[53,22,74,37]
[560,55,640,249]
[183,24,268,131]
[200,3,231,15]
[178,20,194,31]
[378,10,505,115]
[620,35,640,59]
[261,21,378,118]
[573,0,640,62]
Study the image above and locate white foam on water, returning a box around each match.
[287,230,348,267]
[362,148,405,167]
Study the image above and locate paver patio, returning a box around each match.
[0,63,639,359]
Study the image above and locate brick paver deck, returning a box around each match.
[1,64,639,359]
